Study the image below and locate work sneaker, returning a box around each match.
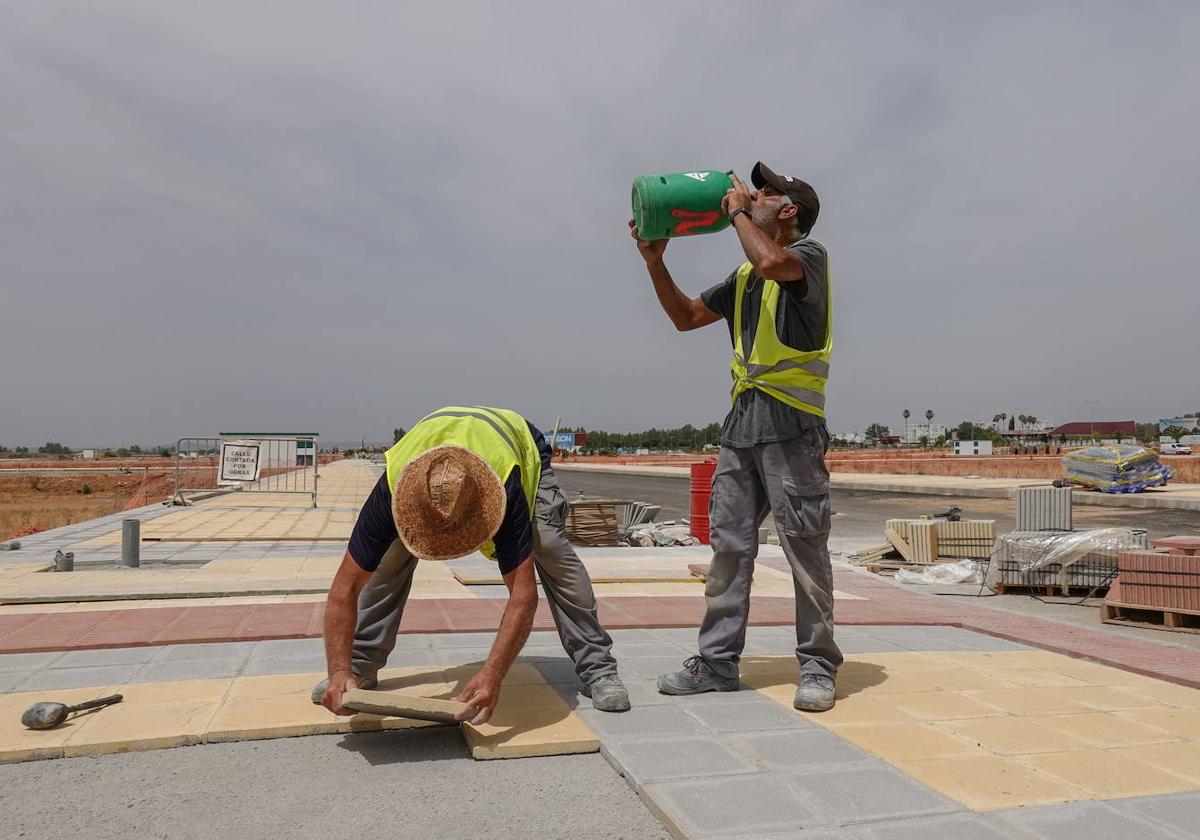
[310,673,378,704]
[793,673,836,712]
[656,655,739,695]
[581,673,632,712]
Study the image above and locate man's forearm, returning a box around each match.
[647,258,695,330]
[323,586,359,677]
[483,596,537,678]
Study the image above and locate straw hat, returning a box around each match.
[392,445,506,561]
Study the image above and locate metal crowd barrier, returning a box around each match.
[172,434,318,507]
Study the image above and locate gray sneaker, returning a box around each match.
[310,673,378,704]
[793,673,836,712]
[657,655,739,695]
[581,673,631,712]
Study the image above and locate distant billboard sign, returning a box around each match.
[219,441,263,484]
[1160,418,1200,434]
[552,432,576,448]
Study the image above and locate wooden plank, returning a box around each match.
[342,688,467,723]
[1101,602,1200,635]
[885,528,916,564]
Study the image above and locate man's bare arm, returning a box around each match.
[454,557,538,724]
[630,220,723,332]
[320,550,372,715]
[725,174,806,283]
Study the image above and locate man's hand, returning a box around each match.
[321,670,359,716]
[454,667,503,725]
[629,219,668,264]
[721,173,753,216]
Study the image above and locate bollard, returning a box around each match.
[121,519,141,568]
[54,550,74,572]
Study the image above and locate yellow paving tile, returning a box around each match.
[1024,749,1194,799]
[905,755,1087,811]
[942,717,1091,755]
[1117,708,1200,741]
[922,668,1013,692]
[988,669,1092,689]
[872,691,1008,722]
[0,686,122,764]
[64,700,220,756]
[962,687,1094,716]
[1048,685,1164,712]
[793,694,921,726]
[1116,679,1200,708]
[1031,712,1182,748]
[1111,742,1200,784]
[462,697,598,760]
[827,722,979,763]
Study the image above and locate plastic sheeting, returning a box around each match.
[985,527,1148,593]
[896,559,983,585]
[1061,445,1174,493]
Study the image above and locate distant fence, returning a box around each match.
[172,435,319,507]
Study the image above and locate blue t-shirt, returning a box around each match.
[348,422,552,575]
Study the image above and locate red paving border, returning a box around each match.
[2,570,1199,689]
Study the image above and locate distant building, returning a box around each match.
[1159,417,1200,445]
[905,422,946,444]
[1049,421,1136,447]
[954,440,993,456]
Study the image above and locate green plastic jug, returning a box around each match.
[631,170,734,240]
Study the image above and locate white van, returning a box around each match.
[1161,442,1193,455]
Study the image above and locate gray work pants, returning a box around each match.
[349,465,619,684]
[698,426,842,680]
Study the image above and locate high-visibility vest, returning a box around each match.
[384,406,541,560]
[729,243,832,418]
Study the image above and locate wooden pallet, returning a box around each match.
[993,582,1110,597]
[1101,601,1200,635]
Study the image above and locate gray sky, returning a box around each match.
[2,1,1197,447]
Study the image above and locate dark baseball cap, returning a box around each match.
[751,161,819,232]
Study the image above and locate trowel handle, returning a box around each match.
[67,694,123,713]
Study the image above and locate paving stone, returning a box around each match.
[833,638,909,654]
[854,814,1023,840]
[1121,791,1200,836]
[133,658,248,683]
[643,773,816,838]
[434,647,494,666]
[1024,749,1194,799]
[0,652,63,672]
[787,764,961,825]
[249,638,325,657]
[624,655,699,679]
[603,735,755,786]
[730,728,874,770]
[15,664,143,692]
[428,632,500,648]
[578,703,707,740]
[0,671,28,692]
[240,656,329,677]
[54,647,158,667]
[684,697,811,733]
[158,642,255,662]
[532,659,581,685]
[995,800,1187,839]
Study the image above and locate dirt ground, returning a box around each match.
[0,471,172,540]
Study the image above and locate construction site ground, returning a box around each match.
[2,460,1199,839]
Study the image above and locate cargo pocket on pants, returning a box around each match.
[779,478,831,538]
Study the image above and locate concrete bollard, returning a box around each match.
[54,550,74,572]
[121,519,141,568]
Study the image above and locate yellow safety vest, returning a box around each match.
[384,406,541,560]
[730,244,832,418]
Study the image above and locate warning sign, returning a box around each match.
[218,441,263,485]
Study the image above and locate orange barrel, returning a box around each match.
[690,459,718,544]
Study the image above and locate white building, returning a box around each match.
[905,422,946,444]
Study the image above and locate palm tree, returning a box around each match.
[925,409,934,424]
[903,409,911,442]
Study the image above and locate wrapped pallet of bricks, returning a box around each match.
[886,519,997,560]
[985,527,1149,595]
[1061,445,1174,493]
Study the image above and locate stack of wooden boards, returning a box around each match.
[854,518,997,574]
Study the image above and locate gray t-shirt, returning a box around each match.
[701,239,829,448]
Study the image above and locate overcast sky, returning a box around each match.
[2,1,1197,447]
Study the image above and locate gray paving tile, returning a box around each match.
[610,641,681,659]
[835,638,909,654]
[683,697,810,733]
[644,773,816,838]
[787,765,960,826]
[428,632,499,648]
[1012,799,1195,839]
[248,638,325,657]
[133,657,247,683]
[390,633,434,650]
[14,664,143,691]
[240,655,329,676]
[603,735,756,787]
[53,647,159,668]
[158,642,255,662]
[579,703,707,740]
[624,655,700,679]
[730,728,874,770]
[855,814,1024,840]
[0,651,64,672]
[532,659,581,685]
[435,647,493,666]
[0,671,30,692]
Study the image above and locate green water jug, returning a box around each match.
[631,170,734,240]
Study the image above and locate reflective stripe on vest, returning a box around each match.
[384,406,542,560]
[729,243,832,418]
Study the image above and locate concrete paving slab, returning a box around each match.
[602,735,756,786]
[239,655,330,676]
[157,642,256,661]
[1121,791,1200,836]
[134,658,249,683]
[578,703,708,741]
[683,696,812,733]
[643,772,818,838]
[729,728,874,770]
[788,764,961,826]
[853,814,1025,840]
[0,651,63,671]
[15,664,144,692]
[995,800,1188,840]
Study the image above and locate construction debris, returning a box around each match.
[624,521,696,547]
[1059,444,1174,493]
[895,559,983,585]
